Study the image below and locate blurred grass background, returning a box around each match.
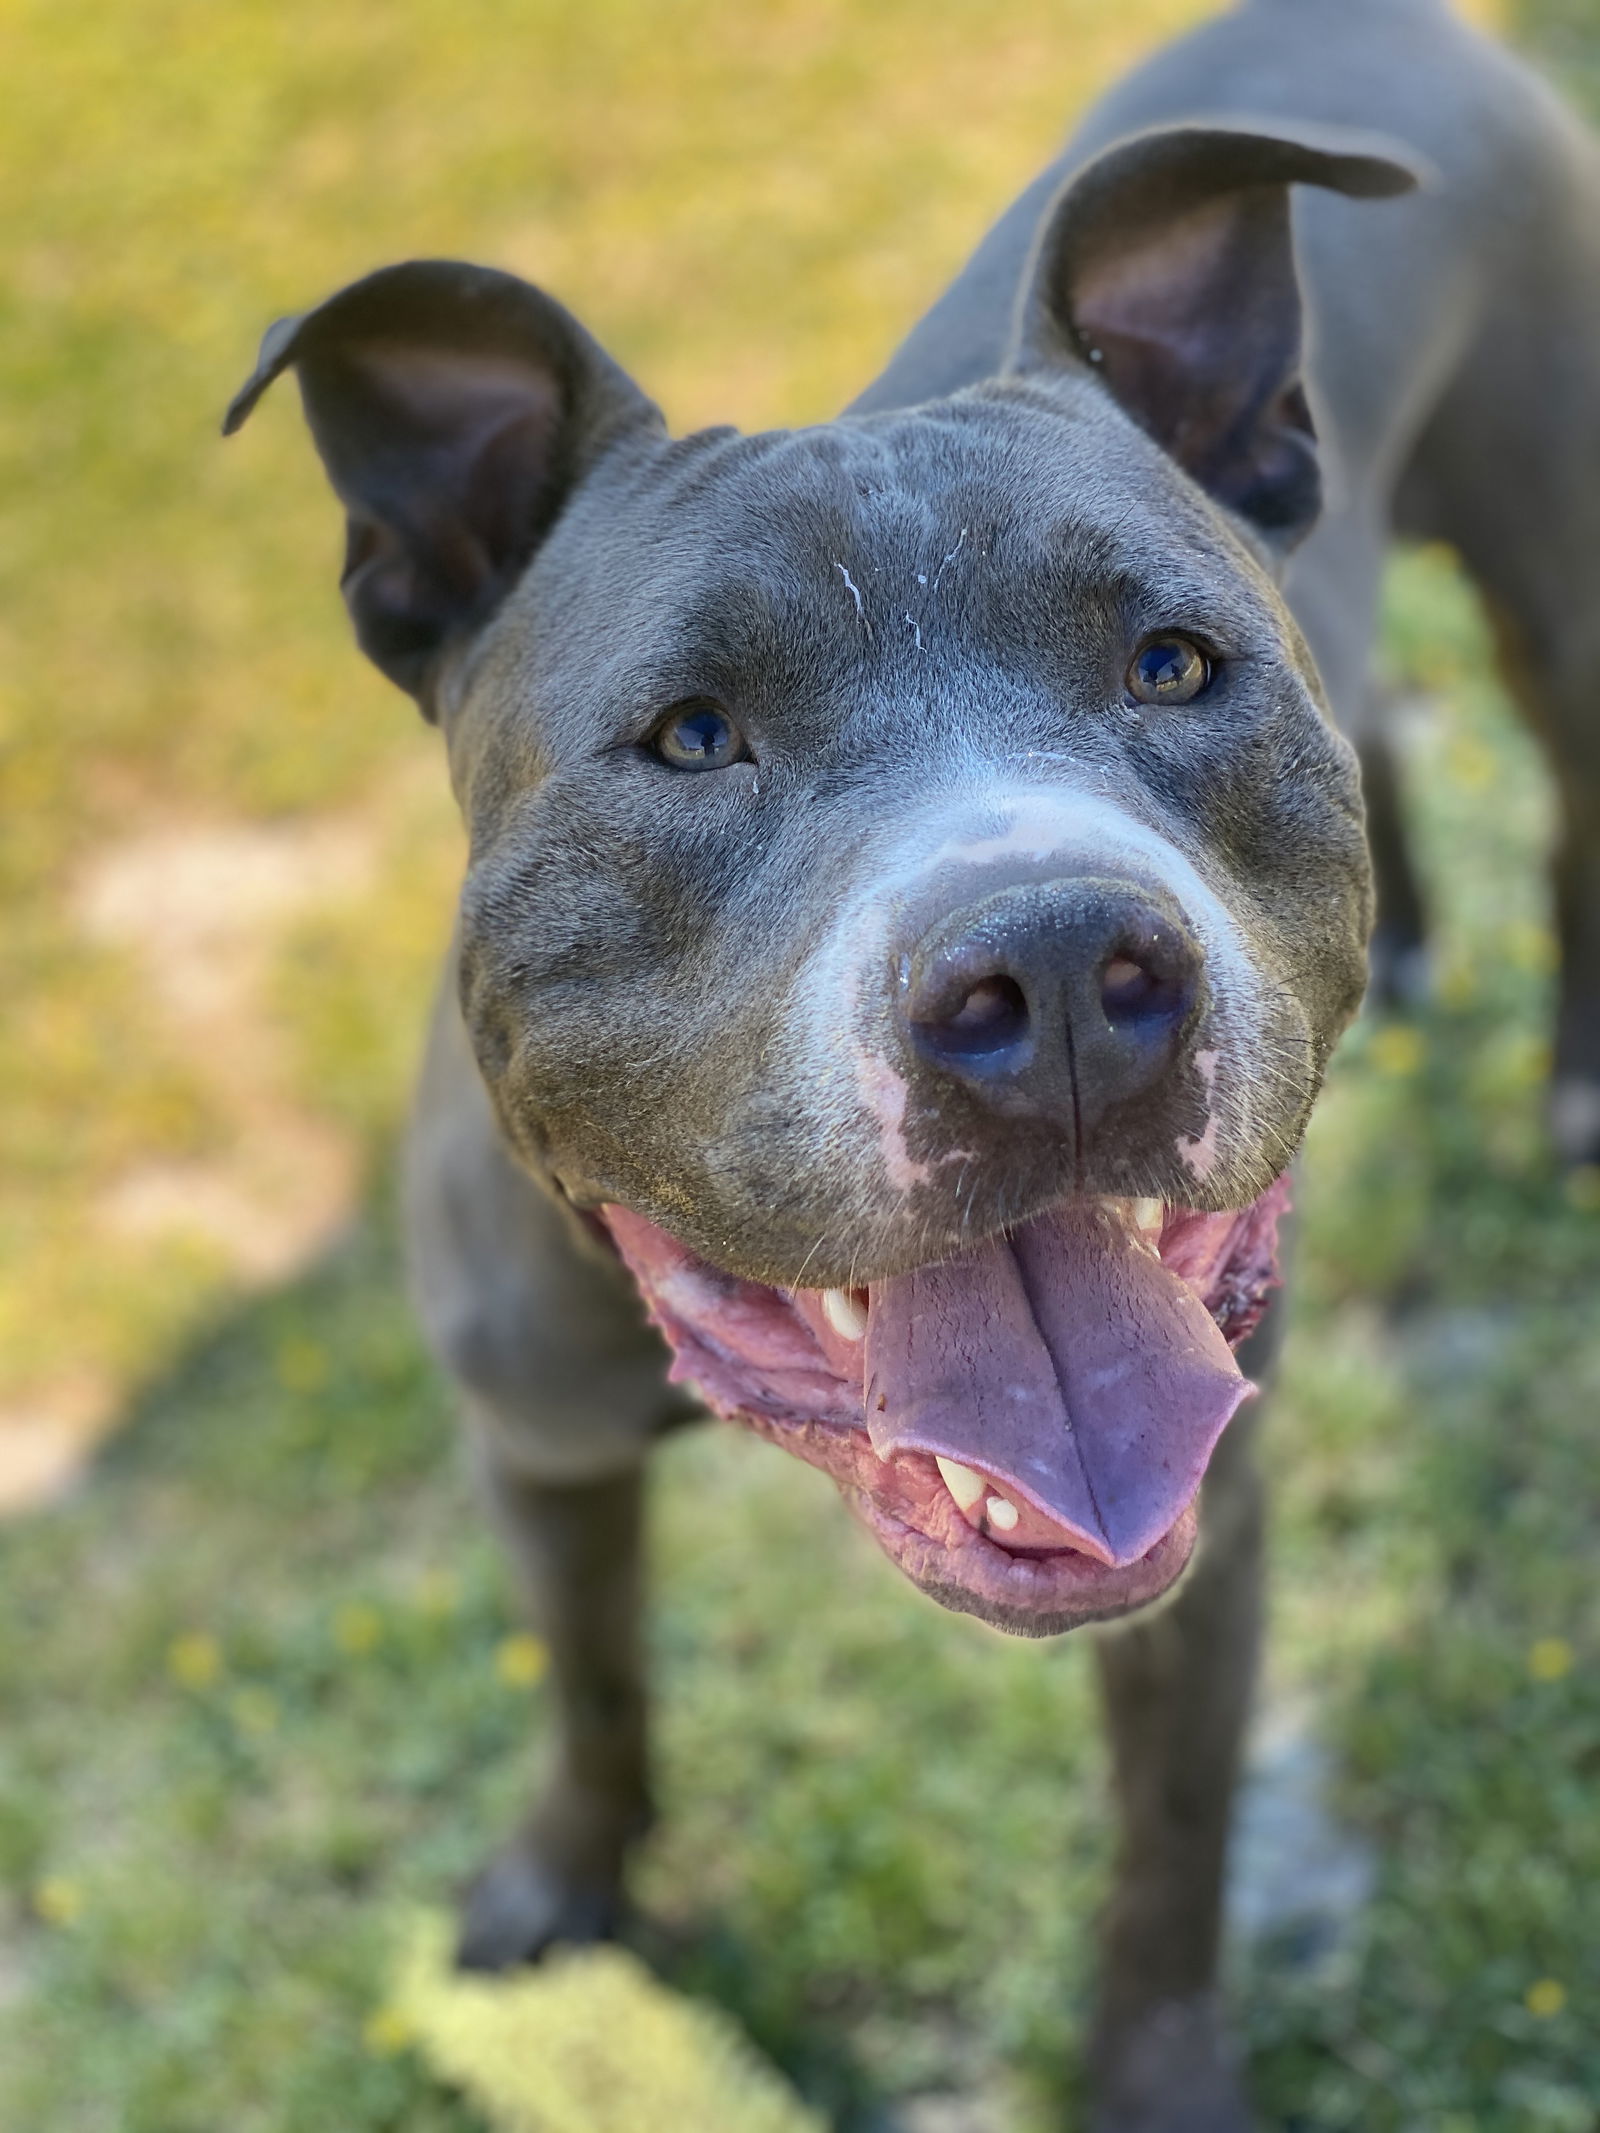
[1,0,1596,2127]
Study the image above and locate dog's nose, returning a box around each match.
[904,881,1202,1134]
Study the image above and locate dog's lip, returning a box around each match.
[579,1181,1227,1293]
[600,1176,1289,1629]
[858,1484,1199,1628]
[805,1191,1168,1302]
[791,1192,1256,1569]
[734,1400,1197,1630]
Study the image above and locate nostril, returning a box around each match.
[901,886,1204,1121]
[1100,952,1185,1024]
[1101,954,1151,1009]
[920,975,1029,1059]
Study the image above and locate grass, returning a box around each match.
[4,542,1596,2131]
[0,0,1229,1422]
[2,0,1597,2128]
[0,0,1507,1433]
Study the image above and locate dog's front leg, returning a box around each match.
[1087,1402,1265,2133]
[456,1449,653,1969]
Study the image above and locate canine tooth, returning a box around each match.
[985,1494,1020,1531]
[1098,1194,1162,1253]
[822,1287,868,1341]
[935,1456,987,1511]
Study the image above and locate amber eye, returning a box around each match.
[1127,636,1212,707]
[649,699,748,771]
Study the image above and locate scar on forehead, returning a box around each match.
[834,561,871,635]
[928,525,968,593]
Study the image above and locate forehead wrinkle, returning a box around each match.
[536,375,1297,740]
[854,406,1279,631]
[1044,524,1263,626]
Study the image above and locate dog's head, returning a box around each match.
[230,123,1414,1634]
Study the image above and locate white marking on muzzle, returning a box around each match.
[794,785,1267,1203]
[1176,1048,1222,1180]
[850,1045,930,1193]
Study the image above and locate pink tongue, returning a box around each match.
[863,1204,1252,1567]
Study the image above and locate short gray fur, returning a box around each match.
[227,4,1600,2125]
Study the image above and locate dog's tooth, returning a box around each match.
[984,1494,1020,1532]
[1129,1197,1165,1255]
[822,1287,868,1341]
[1097,1194,1162,1253]
[935,1456,987,1511]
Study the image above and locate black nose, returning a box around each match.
[904,880,1202,1134]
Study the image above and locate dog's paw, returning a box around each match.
[455,1835,626,1971]
[1091,1997,1254,2133]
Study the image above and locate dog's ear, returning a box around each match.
[224,261,662,710]
[1013,123,1421,552]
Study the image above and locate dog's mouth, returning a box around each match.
[601,1180,1289,1634]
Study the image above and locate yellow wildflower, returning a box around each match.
[1525,1978,1567,2020]
[1528,1637,1574,1684]
[363,2006,414,2057]
[334,1602,383,1656]
[1448,737,1496,791]
[495,1633,548,1688]
[1370,1024,1424,1078]
[275,1336,330,1393]
[168,1631,222,1690]
[1503,923,1556,977]
[33,1877,83,1927]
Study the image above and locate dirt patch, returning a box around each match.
[76,812,378,1273]
[76,817,378,1028]
[0,813,393,1515]
[0,1375,118,1516]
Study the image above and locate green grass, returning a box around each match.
[0,0,1222,1420]
[1520,0,1600,105]
[2,550,1596,2131]
[3,1,1597,2128]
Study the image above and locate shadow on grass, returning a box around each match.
[3,560,1599,2133]
[0,1177,922,2132]
[3,1008,1596,2133]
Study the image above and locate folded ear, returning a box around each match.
[1012,123,1422,552]
[224,261,662,709]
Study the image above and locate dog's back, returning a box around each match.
[863,0,1600,1164]
[228,6,1600,2125]
[862,0,1595,435]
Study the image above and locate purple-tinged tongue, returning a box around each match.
[863,1203,1252,1567]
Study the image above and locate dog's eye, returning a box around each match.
[649,699,749,771]
[1126,636,1212,707]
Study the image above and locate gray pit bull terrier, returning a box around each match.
[226,1,1600,2124]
